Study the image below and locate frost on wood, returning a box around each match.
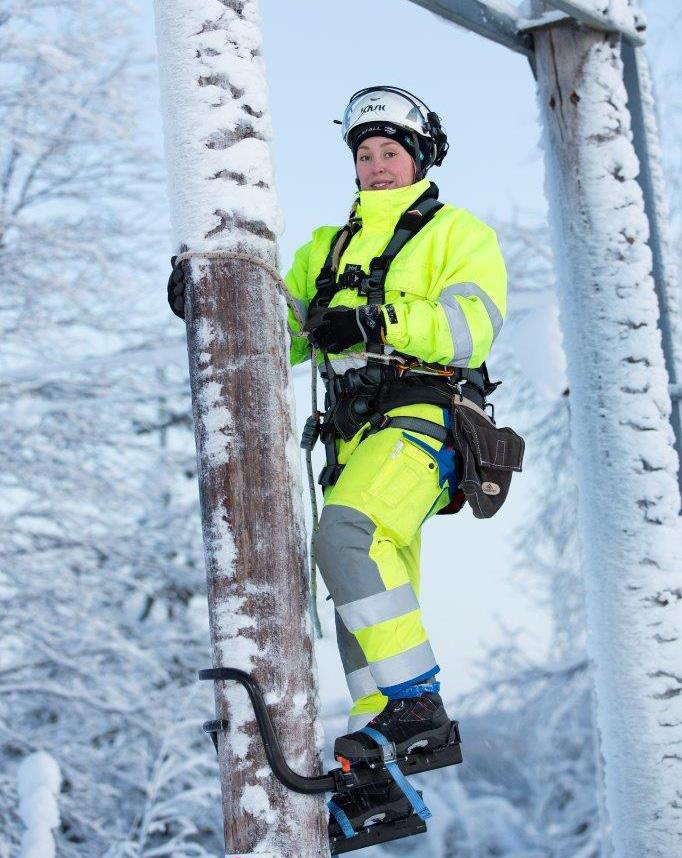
[634,48,682,378]
[533,18,682,855]
[154,0,283,254]
[533,0,646,40]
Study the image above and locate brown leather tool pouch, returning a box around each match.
[450,400,525,519]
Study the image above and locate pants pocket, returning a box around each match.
[363,435,442,544]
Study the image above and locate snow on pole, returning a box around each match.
[17,752,61,858]
[530,4,682,856]
[153,2,329,855]
[621,38,682,503]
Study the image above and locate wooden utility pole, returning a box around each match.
[620,39,682,501]
[154,1,330,855]
[529,3,682,855]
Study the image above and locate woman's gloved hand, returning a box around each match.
[167,256,186,319]
[303,305,384,352]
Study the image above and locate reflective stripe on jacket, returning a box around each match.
[284,177,507,369]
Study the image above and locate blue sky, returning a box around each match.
[260,0,546,267]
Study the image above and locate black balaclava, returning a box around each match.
[350,121,429,181]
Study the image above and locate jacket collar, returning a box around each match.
[355,178,432,233]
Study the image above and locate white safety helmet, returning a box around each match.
[339,85,449,179]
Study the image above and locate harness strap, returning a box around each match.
[372,415,449,445]
[377,196,443,272]
[319,351,345,488]
[311,182,443,318]
[359,727,432,822]
[311,205,361,314]
[362,193,443,357]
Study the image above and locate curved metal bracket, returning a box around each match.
[199,667,463,797]
[199,666,339,794]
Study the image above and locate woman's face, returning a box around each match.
[355,136,416,191]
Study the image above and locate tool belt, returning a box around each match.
[301,361,525,519]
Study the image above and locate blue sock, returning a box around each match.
[387,679,441,700]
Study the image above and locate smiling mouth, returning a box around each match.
[371,179,394,189]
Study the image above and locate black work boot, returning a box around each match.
[334,691,451,765]
[328,782,414,837]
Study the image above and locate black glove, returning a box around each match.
[167,256,186,320]
[303,305,384,352]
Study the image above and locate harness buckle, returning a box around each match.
[337,263,365,291]
[368,256,389,273]
[369,412,390,432]
[300,413,321,451]
[316,267,335,290]
[396,210,424,230]
[395,358,417,378]
[379,740,398,766]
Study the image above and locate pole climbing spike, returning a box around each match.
[199,667,463,853]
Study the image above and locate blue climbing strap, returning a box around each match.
[359,727,432,821]
[327,799,357,839]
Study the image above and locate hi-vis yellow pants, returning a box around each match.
[314,403,456,729]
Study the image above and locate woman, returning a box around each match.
[288,86,507,833]
[168,85,507,835]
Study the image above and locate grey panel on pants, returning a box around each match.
[346,667,379,703]
[335,610,368,674]
[315,505,386,605]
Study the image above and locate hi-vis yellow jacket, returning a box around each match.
[284,178,507,371]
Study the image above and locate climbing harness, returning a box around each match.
[303,182,449,489]
[199,667,462,854]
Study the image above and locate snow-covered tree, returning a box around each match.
[0,3,220,855]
